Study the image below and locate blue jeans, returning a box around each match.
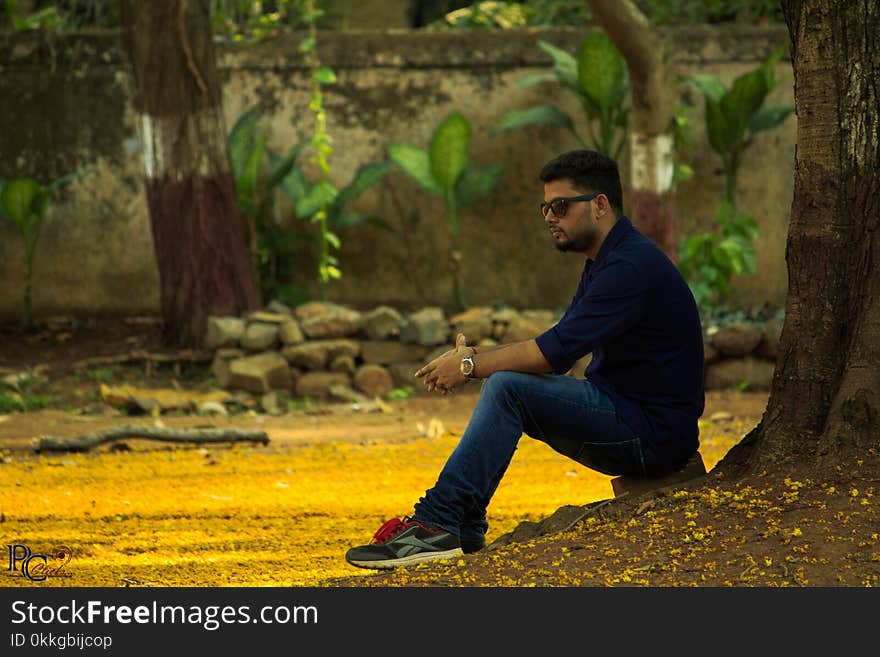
[412,371,655,547]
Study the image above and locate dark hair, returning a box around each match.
[539,150,624,216]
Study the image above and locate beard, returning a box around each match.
[554,225,599,253]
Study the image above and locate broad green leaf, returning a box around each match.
[430,112,471,190]
[227,107,262,180]
[748,104,794,134]
[704,97,733,155]
[313,66,337,85]
[689,75,727,103]
[0,178,41,225]
[236,135,266,206]
[514,72,557,87]
[760,43,789,89]
[277,164,309,205]
[577,32,629,110]
[334,161,391,209]
[721,68,769,146]
[295,179,337,218]
[492,105,575,135]
[388,144,442,194]
[267,143,308,190]
[537,40,578,91]
[455,163,504,210]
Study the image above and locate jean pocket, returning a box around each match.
[574,438,644,476]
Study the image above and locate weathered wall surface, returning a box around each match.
[0,25,794,320]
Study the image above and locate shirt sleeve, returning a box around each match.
[535,259,648,374]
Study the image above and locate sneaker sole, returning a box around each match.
[346,547,463,570]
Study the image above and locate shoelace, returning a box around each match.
[372,517,417,544]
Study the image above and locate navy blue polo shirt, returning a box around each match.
[535,216,705,465]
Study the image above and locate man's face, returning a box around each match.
[542,179,599,254]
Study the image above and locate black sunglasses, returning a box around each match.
[540,193,601,219]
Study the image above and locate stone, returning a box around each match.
[278,318,306,345]
[294,302,362,339]
[227,352,292,395]
[354,364,395,398]
[705,357,775,391]
[449,306,494,342]
[501,311,556,344]
[296,371,352,400]
[264,299,293,315]
[329,354,357,376]
[704,342,720,365]
[361,305,403,340]
[611,452,707,499]
[240,322,279,351]
[281,339,360,370]
[388,362,424,392]
[204,316,246,349]
[260,391,284,416]
[197,401,228,416]
[711,322,764,358]
[211,348,244,388]
[361,340,430,365]
[399,307,448,346]
[245,311,291,324]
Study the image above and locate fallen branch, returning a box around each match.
[34,425,269,453]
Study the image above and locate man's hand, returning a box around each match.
[415,333,472,395]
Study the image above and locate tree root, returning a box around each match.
[34,425,269,453]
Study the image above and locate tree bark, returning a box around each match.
[717,0,880,475]
[120,0,259,347]
[586,0,678,262]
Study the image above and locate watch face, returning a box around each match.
[461,357,474,375]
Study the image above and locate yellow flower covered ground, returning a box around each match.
[0,420,742,588]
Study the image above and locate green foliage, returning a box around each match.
[677,201,759,313]
[386,386,414,402]
[494,34,629,158]
[227,106,391,307]
[388,111,504,310]
[0,172,76,327]
[678,44,792,314]
[689,43,793,205]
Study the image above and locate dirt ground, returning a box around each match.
[2,317,877,587]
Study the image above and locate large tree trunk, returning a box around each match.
[586,0,678,262]
[717,0,880,475]
[120,0,259,347]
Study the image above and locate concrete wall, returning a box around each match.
[0,24,794,320]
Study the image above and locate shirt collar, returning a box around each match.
[589,216,632,271]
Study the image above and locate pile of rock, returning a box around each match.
[703,317,783,391]
[205,301,785,403]
[204,301,559,403]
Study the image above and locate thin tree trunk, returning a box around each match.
[586,0,678,262]
[120,0,259,347]
[717,0,880,475]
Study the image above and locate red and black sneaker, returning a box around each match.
[345,517,463,570]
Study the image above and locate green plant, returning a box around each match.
[677,201,759,313]
[2,0,64,29]
[387,386,414,402]
[678,44,792,313]
[493,33,630,158]
[689,43,793,206]
[227,106,391,306]
[86,366,118,383]
[388,111,504,311]
[0,173,76,328]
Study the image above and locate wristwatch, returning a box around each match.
[460,353,476,379]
